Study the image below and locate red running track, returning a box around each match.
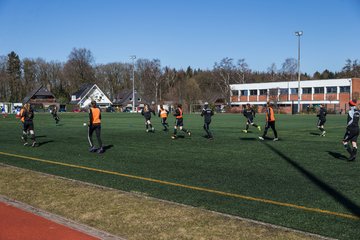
[0,201,100,240]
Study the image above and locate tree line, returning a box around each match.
[0,48,359,106]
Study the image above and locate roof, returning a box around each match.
[23,85,55,103]
[69,84,94,104]
[113,89,146,106]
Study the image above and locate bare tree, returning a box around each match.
[213,57,237,105]
[280,58,297,81]
[236,58,251,84]
[267,63,278,82]
[63,48,96,93]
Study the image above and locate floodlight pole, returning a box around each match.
[130,55,136,113]
[295,31,303,113]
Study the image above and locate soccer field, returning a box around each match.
[0,112,359,239]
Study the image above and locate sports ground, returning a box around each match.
[0,112,359,239]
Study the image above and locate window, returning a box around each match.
[302,88,312,94]
[250,90,257,96]
[259,89,267,95]
[314,87,324,94]
[240,90,248,96]
[326,86,337,93]
[279,88,288,95]
[231,90,239,96]
[290,88,298,94]
[340,86,350,93]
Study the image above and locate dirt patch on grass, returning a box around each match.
[0,165,329,240]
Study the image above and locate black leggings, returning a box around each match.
[88,124,102,147]
[262,121,277,138]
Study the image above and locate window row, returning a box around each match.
[232,86,350,96]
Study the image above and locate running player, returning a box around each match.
[201,102,214,139]
[242,103,261,133]
[259,102,278,141]
[51,106,60,124]
[88,100,104,154]
[158,104,169,131]
[172,103,191,139]
[343,99,360,161]
[317,104,327,136]
[20,103,37,147]
[141,104,155,132]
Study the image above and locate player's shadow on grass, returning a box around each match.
[327,151,348,161]
[310,132,320,136]
[239,137,257,141]
[36,135,47,138]
[103,145,113,151]
[37,140,54,146]
[262,142,360,218]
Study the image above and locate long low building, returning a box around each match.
[230,78,360,114]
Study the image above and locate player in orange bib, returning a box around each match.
[259,102,278,141]
[88,100,104,153]
[158,104,169,131]
[172,103,191,139]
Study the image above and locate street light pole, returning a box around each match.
[130,55,136,113]
[295,31,303,113]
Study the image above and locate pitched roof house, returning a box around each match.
[70,84,112,108]
[23,85,58,109]
[112,89,147,110]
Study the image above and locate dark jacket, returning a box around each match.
[201,107,214,123]
[317,107,327,120]
[141,107,155,119]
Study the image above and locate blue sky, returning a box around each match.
[0,0,359,74]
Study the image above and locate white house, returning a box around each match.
[70,84,112,109]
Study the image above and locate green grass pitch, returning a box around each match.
[0,112,359,239]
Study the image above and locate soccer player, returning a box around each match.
[342,99,360,161]
[242,103,261,133]
[317,104,327,136]
[20,103,37,147]
[172,103,191,139]
[51,106,60,124]
[88,100,104,154]
[141,104,156,132]
[158,104,169,131]
[201,102,214,139]
[259,102,278,141]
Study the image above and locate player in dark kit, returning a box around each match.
[201,102,214,139]
[342,100,360,161]
[141,104,156,132]
[158,104,169,131]
[51,106,60,124]
[317,104,327,136]
[20,103,37,147]
[88,100,104,154]
[242,103,261,133]
[172,103,191,139]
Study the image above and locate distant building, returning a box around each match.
[112,89,146,112]
[230,78,360,114]
[23,85,58,110]
[70,84,112,109]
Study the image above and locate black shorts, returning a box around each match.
[23,121,34,131]
[317,119,326,127]
[175,118,183,127]
[343,128,359,142]
[247,118,254,124]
